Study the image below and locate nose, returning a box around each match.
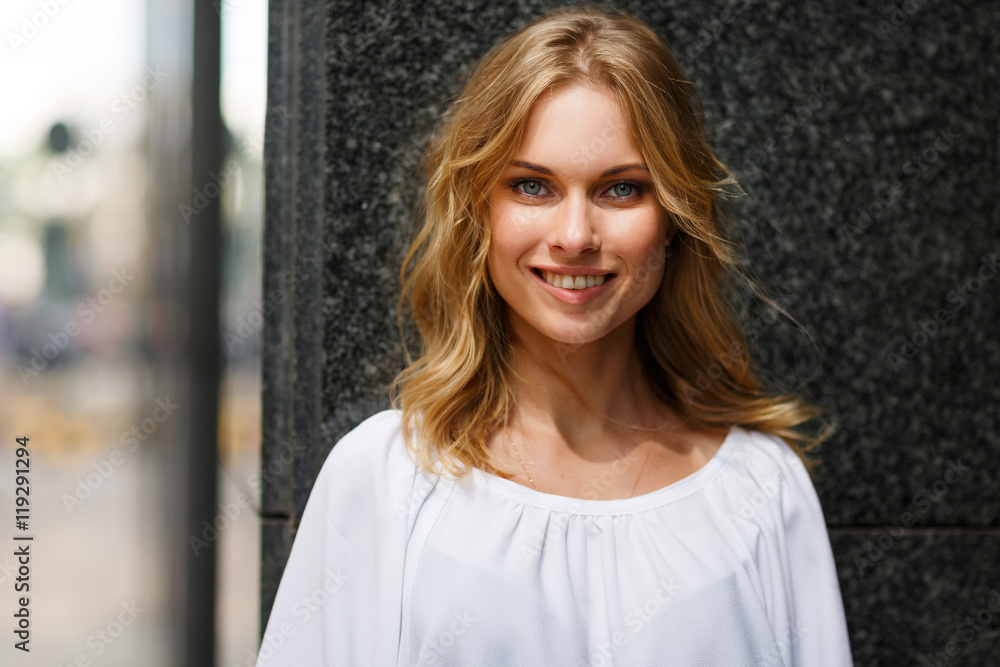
[548,194,599,255]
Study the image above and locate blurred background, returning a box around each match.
[0,0,267,664]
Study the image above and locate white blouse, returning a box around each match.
[256,409,852,666]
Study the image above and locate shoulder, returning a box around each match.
[307,409,422,520]
[260,410,420,665]
[731,428,807,473]
[725,427,813,487]
[717,429,851,664]
[716,427,827,529]
[316,409,410,481]
[306,409,452,533]
[328,408,404,452]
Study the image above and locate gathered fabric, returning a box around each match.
[257,409,852,666]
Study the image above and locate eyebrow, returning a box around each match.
[509,160,649,178]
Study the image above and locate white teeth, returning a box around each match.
[541,271,607,290]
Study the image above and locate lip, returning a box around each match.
[532,264,614,276]
[529,266,615,304]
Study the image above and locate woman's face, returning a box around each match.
[487,83,670,350]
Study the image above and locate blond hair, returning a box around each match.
[389,3,827,480]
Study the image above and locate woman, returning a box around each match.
[257,4,852,665]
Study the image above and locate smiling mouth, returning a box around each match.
[532,268,614,290]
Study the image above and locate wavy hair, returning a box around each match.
[389,3,828,480]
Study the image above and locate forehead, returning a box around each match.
[511,83,643,174]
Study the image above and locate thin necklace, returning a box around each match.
[506,429,537,490]
[505,427,655,498]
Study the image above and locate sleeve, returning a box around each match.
[751,433,854,667]
[254,410,421,666]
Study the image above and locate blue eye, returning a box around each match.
[508,178,644,199]
[608,182,641,198]
[513,179,546,196]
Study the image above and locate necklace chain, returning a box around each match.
[507,430,537,490]
[505,427,654,498]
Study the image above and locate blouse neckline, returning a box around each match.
[465,426,744,516]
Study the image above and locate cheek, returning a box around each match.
[614,224,668,293]
[489,205,536,264]
[486,229,518,290]
[610,224,667,266]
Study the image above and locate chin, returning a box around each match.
[542,322,608,349]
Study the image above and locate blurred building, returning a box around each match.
[0,1,267,665]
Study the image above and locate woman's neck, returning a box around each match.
[505,318,674,460]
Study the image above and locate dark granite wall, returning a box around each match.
[262,0,1000,662]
